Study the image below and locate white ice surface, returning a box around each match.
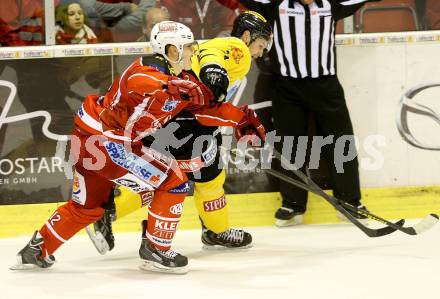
[1,224,438,299]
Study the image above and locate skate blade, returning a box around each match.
[275,216,304,228]
[10,263,40,270]
[202,243,253,251]
[10,255,42,271]
[139,260,188,275]
[85,226,110,255]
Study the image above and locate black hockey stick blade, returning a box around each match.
[269,148,439,236]
[375,219,406,236]
[264,167,401,237]
[229,148,398,236]
[338,201,439,236]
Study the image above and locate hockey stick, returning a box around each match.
[267,148,438,236]
[265,167,403,237]
[230,148,399,237]
[266,167,407,237]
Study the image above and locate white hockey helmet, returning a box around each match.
[150,21,195,63]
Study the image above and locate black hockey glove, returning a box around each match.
[199,64,229,104]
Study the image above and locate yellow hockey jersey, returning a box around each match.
[191,37,251,101]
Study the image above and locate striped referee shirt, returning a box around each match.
[238,0,370,78]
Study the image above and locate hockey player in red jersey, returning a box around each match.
[87,11,272,254]
[11,21,265,274]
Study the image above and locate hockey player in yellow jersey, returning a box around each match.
[87,11,273,253]
[191,33,252,102]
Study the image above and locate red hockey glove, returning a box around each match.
[235,105,266,145]
[166,77,214,105]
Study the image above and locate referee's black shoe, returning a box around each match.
[275,207,305,227]
[336,203,369,225]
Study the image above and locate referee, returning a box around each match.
[238,0,376,226]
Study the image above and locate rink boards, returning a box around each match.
[1,185,440,238]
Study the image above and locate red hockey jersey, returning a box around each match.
[74,57,245,143]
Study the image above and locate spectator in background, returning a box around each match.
[159,0,238,39]
[108,0,156,42]
[136,7,170,42]
[60,0,133,42]
[216,0,247,12]
[0,0,55,46]
[55,2,97,44]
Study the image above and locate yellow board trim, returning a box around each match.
[1,186,440,238]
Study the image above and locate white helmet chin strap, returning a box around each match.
[163,53,181,65]
[163,47,184,66]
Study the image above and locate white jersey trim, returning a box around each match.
[194,114,238,126]
[78,104,103,132]
[341,0,368,6]
[148,210,180,222]
[45,221,67,243]
[111,61,133,109]
[102,130,133,142]
[128,73,166,85]
[145,232,172,248]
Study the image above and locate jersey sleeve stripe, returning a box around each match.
[194,114,239,126]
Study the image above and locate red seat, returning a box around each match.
[426,0,440,29]
[335,20,344,34]
[355,0,418,33]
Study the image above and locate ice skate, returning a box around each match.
[138,220,188,274]
[10,231,55,270]
[86,196,116,255]
[201,227,253,250]
[275,207,305,227]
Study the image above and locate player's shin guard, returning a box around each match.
[193,170,229,233]
[39,201,104,256]
[144,186,187,251]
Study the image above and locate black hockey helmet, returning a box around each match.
[231,11,273,49]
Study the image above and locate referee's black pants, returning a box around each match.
[271,75,361,212]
